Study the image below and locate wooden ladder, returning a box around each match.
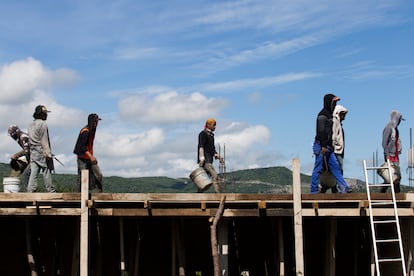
[363,160,406,276]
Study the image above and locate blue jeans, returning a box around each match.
[311,142,349,193]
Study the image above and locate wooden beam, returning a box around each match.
[80,169,89,276]
[120,217,126,276]
[211,196,226,276]
[278,218,285,276]
[25,219,38,276]
[292,158,304,275]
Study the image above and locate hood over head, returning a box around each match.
[333,105,348,119]
[87,113,101,129]
[323,93,340,114]
[390,110,404,127]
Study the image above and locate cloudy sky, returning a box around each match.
[1,0,414,185]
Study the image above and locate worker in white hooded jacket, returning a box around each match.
[332,104,348,174]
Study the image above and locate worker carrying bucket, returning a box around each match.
[380,110,404,193]
[6,125,31,191]
[190,118,224,193]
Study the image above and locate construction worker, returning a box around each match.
[381,110,404,193]
[198,118,223,193]
[74,113,103,192]
[310,94,352,194]
[27,105,56,193]
[8,125,31,189]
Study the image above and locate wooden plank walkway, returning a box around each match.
[0,192,413,217]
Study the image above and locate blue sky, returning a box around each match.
[1,0,414,185]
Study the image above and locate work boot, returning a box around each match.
[341,186,353,194]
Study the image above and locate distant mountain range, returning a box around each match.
[0,162,402,193]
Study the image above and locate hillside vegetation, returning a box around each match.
[3,162,405,193]
[0,162,312,193]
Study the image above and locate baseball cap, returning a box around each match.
[34,105,50,115]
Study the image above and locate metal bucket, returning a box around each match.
[377,163,400,183]
[320,170,336,188]
[189,167,212,192]
[3,177,20,193]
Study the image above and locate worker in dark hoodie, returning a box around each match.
[74,113,103,192]
[310,94,352,194]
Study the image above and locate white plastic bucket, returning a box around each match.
[3,177,20,193]
[377,163,400,183]
[320,170,336,188]
[189,167,212,192]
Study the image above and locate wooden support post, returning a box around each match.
[172,219,186,276]
[324,219,337,276]
[172,219,176,276]
[132,223,141,276]
[292,158,304,275]
[278,218,285,276]
[80,169,89,276]
[25,218,38,276]
[177,221,186,276]
[71,220,80,276]
[219,220,229,276]
[211,196,226,276]
[408,219,414,276]
[120,217,126,276]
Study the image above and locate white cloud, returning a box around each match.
[0,57,79,104]
[113,47,161,60]
[97,128,165,157]
[218,123,271,155]
[118,90,228,124]
[200,72,320,92]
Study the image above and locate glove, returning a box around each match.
[321,147,327,155]
[10,159,20,171]
[46,156,55,172]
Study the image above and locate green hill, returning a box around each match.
[3,162,407,194]
[0,163,309,193]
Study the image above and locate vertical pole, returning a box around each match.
[25,219,38,276]
[219,220,229,276]
[172,219,176,276]
[132,223,141,276]
[292,158,304,275]
[211,196,226,276]
[410,128,413,187]
[409,221,414,276]
[80,169,89,276]
[278,218,285,276]
[120,217,126,276]
[223,144,226,192]
[327,219,337,275]
[373,152,375,184]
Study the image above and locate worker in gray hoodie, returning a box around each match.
[381,110,404,193]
